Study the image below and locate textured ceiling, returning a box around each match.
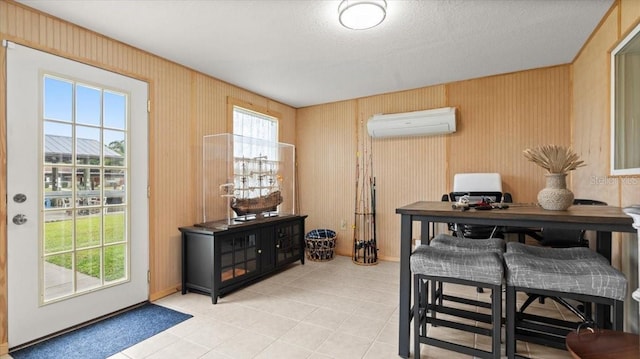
[18,0,613,108]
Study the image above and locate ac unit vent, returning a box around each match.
[367,107,457,138]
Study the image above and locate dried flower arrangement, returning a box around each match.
[523,145,586,174]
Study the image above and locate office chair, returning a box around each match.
[438,173,511,294]
[442,173,512,239]
[517,199,607,247]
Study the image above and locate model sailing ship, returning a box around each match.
[229,155,283,218]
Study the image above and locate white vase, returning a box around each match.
[537,173,574,210]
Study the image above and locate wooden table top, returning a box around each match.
[396,201,635,233]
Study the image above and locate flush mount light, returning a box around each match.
[338,0,387,30]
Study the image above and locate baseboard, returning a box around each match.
[149,285,180,302]
[334,251,398,262]
[376,254,398,262]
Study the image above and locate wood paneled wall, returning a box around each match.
[297,100,358,256]
[297,66,571,260]
[571,0,640,331]
[297,87,450,260]
[0,1,297,352]
[571,4,619,206]
[447,67,571,200]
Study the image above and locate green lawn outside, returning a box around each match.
[45,212,126,281]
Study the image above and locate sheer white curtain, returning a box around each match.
[232,106,279,198]
[233,106,278,158]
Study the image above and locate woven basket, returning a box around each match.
[305,229,337,262]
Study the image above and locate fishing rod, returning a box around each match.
[371,176,377,262]
[353,116,361,262]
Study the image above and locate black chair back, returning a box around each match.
[536,199,607,247]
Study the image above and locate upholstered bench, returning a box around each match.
[506,241,607,261]
[411,245,503,359]
[430,233,504,254]
[504,243,627,359]
[428,233,504,300]
[506,241,610,319]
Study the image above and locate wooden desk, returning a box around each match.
[396,201,635,358]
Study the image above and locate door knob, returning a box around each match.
[13,214,27,225]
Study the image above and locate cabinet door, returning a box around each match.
[219,230,258,285]
[259,227,276,272]
[275,220,303,265]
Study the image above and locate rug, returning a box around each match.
[11,303,192,359]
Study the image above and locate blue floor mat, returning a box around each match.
[11,303,192,359]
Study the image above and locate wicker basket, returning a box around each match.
[305,229,337,262]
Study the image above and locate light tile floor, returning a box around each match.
[4,255,575,359]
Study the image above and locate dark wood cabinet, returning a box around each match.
[180,215,306,304]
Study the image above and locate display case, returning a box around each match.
[202,133,296,227]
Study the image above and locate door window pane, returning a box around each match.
[105,169,126,205]
[43,253,74,300]
[104,207,125,245]
[44,165,73,206]
[76,126,102,166]
[43,212,73,254]
[75,211,101,248]
[44,122,73,165]
[44,76,72,122]
[104,91,126,129]
[104,130,125,166]
[76,248,102,292]
[76,84,101,126]
[105,244,126,283]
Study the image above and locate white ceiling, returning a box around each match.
[18,0,613,108]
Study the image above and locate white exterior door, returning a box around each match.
[6,42,149,347]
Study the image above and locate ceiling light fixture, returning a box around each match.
[338,0,387,30]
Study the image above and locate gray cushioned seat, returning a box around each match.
[411,245,503,285]
[506,241,607,262]
[504,252,627,301]
[430,233,504,255]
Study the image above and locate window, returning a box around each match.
[611,22,640,175]
[233,105,278,144]
[231,105,279,200]
[42,74,128,302]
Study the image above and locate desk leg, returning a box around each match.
[399,215,412,358]
[596,231,612,329]
[596,231,612,263]
[421,221,430,245]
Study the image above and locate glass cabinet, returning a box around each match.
[219,230,258,284]
[275,220,303,265]
[180,215,306,304]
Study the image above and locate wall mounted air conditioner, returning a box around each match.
[366,107,457,138]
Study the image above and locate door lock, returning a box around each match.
[13,214,27,225]
[13,193,27,203]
